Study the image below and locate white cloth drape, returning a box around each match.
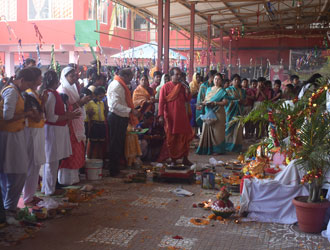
[274,159,304,185]
[321,189,330,242]
[240,178,309,224]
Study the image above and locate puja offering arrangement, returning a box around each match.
[223,160,242,172]
[211,186,235,218]
[197,199,213,210]
[242,156,270,178]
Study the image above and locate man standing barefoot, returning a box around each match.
[107,68,140,176]
[158,67,194,166]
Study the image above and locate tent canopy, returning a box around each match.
[110,42,187,60]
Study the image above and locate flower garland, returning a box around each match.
[189,218,210,226]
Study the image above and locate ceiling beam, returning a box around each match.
[111,0,222,48]
[170,1,263,18]
[176,0,229,36]
[316,0,330,22]
[170,1,323,20]
[176,0,219,28]
[233,15,319,29]
[210,2,325,25]
[221,2,245,25]
[183,0,263,2]
[172,9,326,23]
[109,0,328,43]
[191,12,321,34]
[138,0,177,9]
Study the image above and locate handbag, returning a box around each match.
[200,108,217,125]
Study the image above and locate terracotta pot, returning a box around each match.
[292,196,330,233]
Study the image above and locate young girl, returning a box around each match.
[41,70,79,196]
[85,86,107,159]
[22,67,48,205]
[0,68,38,221]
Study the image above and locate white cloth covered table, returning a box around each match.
[274,159,304,185]
[240,178,309,224]
[274,159,330,188]
[321,190,330,241]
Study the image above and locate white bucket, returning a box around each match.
[85,159,103,181]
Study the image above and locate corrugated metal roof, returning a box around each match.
[113,0,330,40]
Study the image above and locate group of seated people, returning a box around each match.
[0,57,321,225]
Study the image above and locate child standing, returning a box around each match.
[41,70,79,195]
[125,123,142,167]
[85,87,107,159]
[271,80,282,102]
[23,67,47,205]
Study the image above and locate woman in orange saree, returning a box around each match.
[132,75,155,120]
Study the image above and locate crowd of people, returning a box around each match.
[0,57,321,225]
[192,71,318,155]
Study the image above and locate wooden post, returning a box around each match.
[164,0,170,74]
[189,3,195,81]
[207,15,211,72]
[228,39,232,79]
[157,0,163,71]
[219,27,223,71]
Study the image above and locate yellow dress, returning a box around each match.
[125,124,142,167]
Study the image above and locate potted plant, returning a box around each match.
[292,101,330,233]
[231,79,330,233]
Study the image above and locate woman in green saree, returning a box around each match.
[195,70,217,127]
[225,74,246,152]
[196,73,228,155]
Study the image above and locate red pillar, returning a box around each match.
[207,15,211,72]
[164,0,170,74]
[219,28,223,70]
[157,0,163,71]
[228,39,232,79]
[189,3,195,81]
[235,40,239,74]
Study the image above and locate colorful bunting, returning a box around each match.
[1,15,18,40]
[32,23,44,48]
[50,45,56,71]
[36,44,41,68]
[89,45,97,60]
[18,39,24,69]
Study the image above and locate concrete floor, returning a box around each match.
[4,142,330,250]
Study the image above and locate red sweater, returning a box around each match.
[45,89,67,126]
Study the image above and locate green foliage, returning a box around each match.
[233,78,329,156]
[17,207,37,222]
[245,139,270,158]
[295,108,330,202]
[234,77,330,202]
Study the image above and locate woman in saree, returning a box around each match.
[196,70,216,127]
[132,75,155,120]
[225,74,246,152]
[154,74,169,116]
[189,72,201,132]
[57,67,91,185]
[196,73,228,155]
[155,74,170,100]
